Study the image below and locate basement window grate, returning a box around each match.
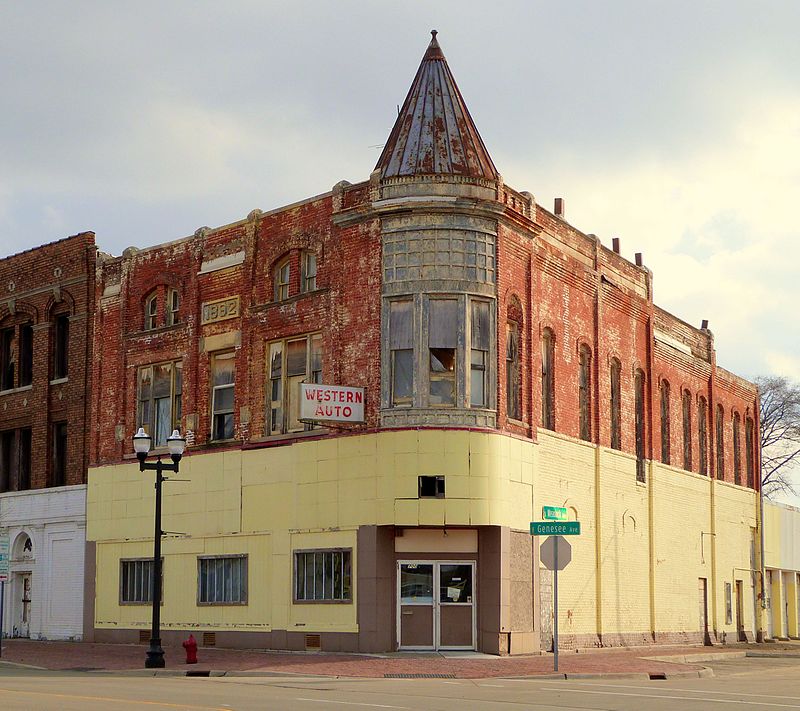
[202,632,217,647]
[305,634,322,651]
[138,630,149,644]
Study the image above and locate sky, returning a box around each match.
[1,1,798,499]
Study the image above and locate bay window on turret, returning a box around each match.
[383,295,495,420]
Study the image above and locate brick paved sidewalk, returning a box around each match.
[3,639,780,678]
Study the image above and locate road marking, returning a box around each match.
[296,699,410,709]
[540,686,800,708]
[564,682,800,701]
[0,687,228,710]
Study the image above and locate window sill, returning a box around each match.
[0,384,33,395]
[197,601,248,607]
[252,287,330,311]
[292,598,353,605]
[125,323,187,339]
[50,377,69,386]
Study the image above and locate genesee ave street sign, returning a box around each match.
[530,521,581,536]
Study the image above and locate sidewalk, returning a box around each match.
[4,640,796,678]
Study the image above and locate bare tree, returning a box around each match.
[757,376,800,499]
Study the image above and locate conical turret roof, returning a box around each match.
[376,31,498,180]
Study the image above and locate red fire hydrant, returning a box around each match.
[182,634,198,664]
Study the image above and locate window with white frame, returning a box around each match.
[211,352,235,440]
[294,549,352,602]
[120,558,160,604]
[137,360,182,447]
[166,289,180,326]
[274,259,290,301]
[145,292,158,331]
[197,555,247,605]
[301,251,317,293]
[268,334,322,435]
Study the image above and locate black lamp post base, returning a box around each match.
[145,639,166,668]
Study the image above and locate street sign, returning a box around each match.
[540,535,572,571]
[542,505,567,521]
[530,521,581,536]
[0,535,9,583]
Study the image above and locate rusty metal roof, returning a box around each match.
[376,31,498,181]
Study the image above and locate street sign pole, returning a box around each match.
[553,537,558,672]
[0,581,4,658]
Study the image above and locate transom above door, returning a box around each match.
[397,560,476,651]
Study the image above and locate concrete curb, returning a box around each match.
[0,660,48,670]
[645,651,746,663]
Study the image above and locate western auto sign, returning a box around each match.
[300,384,365,423]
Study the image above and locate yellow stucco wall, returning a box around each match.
[88,429,758,640]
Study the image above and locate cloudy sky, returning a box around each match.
[2,2,798,497]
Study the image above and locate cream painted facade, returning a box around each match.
[763,502,800,640]
[87,429,759,653]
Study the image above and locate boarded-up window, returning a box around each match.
[579,345,591,441]
[541,328,555,430]
[610,358,621,450]
[660,380,671,464]
[506,321,521,419]
[635,369,646,482]
[733,412,742,485]
[745,416,755,488]
[682,390,693,471]
[698,396,708,476]
[716,404,725,480]
[390,300,413,407]
[429,300,457,406]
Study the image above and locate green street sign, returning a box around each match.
[543,505,567,521]
[530,521,581,536]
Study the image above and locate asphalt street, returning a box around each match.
[1,656,799,710]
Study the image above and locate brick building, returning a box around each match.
[87,33,762,654]
[0,232,95,640]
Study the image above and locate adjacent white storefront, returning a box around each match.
[0,485,86,640]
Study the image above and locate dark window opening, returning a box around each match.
[506,321,521,418]
[635,369,646,482]
[541,329,555,430]
[682,390,693,471]
[610,358,621,450]
[53,313,69,379]
[418,475,445,498]
[579,345,592,441]
[716,404,725,480]
[52,421,68,486]
[733,413,742,485]
[19,323,33,387]
[698,397,708,476]
[0,430,13,492]
[1,327,14,390]
[18,428,31,491]
[745,417,755,489]
[660,380,670,464]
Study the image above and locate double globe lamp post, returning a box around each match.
[132,426,186,669]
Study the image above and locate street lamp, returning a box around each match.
[133,426,186,669]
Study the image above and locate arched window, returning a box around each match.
[578,344,592,441]
[745,416,755,488]
[541,328,555,430]
[698,396,708,476]
[610,358,622,450]
[506,321,521,419]
[660,380,671,464]
[274,259,290,301]
[716,404,725,480]
[733,412,742,485]
[682,390,692,471]
[166,289,180,326]
[145,292,158,331]
[52,308,70,379]
[635,369,646,482]
[301,251,317,293]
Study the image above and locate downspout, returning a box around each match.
[756,389,766,642]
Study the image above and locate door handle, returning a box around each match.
[402,610,414,616]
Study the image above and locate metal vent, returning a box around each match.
[305,634,321,651]
[202,632,216,647]
[138,630,149,644]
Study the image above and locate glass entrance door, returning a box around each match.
[397,561,475,650]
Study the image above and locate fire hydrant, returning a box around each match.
[182,634,198,664]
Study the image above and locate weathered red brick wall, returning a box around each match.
[0,232,95,488]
